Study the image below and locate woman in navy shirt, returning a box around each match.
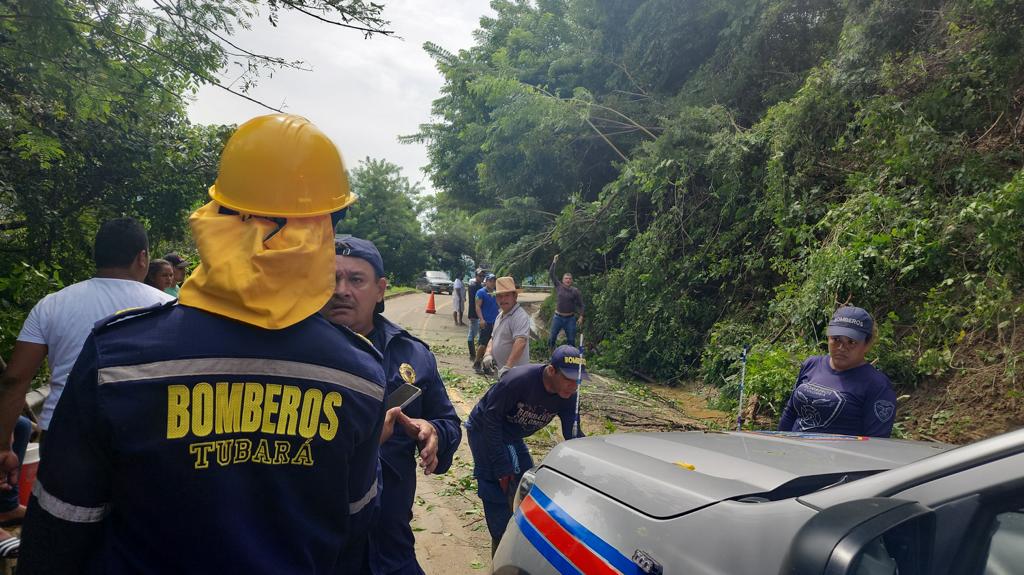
[779,306,897,437]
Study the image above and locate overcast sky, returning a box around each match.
[187,1,493,195]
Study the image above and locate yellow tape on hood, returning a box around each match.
[178,201,335,329]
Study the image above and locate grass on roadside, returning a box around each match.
[385,286,417,297]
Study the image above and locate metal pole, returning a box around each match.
[573,333,584,438]
[736,345,749,431]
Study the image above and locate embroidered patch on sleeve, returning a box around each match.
[874,400,895,422]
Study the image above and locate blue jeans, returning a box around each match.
[467,318,480,345]
[0,416,32,512]
[548,314,577,349]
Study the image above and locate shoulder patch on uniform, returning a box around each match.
[94,300,177,331]
[874,400,895,422]
[335,324,382,361]
[375,315,430,351]
[401,331,431,351]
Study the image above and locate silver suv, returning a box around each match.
[493,429,1024,574]
[415,270,454,294]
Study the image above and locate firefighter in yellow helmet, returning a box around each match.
[18,115,387,574]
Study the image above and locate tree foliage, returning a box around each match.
[339,158,428,285]
[420,0,1024,435]
[0,0,392,355]
[419,195,482,279]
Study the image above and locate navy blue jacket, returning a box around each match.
[368,315,462,575]
[18,303,386,575]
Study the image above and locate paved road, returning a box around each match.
[382,290,547,348]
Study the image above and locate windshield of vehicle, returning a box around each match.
[425,271,450,280]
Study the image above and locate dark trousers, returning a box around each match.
[477,474,522,555]
[478,323,494,348]
[384,561,426,575]
[467,429,530,555]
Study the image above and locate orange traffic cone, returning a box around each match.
[425,292,436,314]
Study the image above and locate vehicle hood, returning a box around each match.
[539,431,951,519]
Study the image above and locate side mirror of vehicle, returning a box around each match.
[780,498,934,575]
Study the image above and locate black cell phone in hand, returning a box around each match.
[386,383,422,410]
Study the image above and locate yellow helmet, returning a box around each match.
[209,114,355,217]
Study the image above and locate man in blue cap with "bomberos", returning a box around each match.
[465,345,587,554]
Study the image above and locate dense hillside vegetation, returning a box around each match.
[416,0,1024,441]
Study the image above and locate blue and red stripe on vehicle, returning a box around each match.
[514,486,643,575]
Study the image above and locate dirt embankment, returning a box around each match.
[897,336,1024,445]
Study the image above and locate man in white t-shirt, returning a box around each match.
[483,276,531,378]
[0,217,173,448]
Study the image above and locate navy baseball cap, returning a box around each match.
[485,273,497,281]
[334,235,386,314]
[551,345,590,381]
[827,306,873,342]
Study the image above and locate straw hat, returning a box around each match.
[493,276,520,295]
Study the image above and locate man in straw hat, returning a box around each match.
[17,114,386,574]
[482,276,531,379]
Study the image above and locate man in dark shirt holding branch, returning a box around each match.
[548,254,584,349]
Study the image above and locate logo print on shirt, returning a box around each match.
[794,383,845,431]
[508,402,556,433]
[874,400,895,422]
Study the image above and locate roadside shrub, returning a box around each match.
[743,346,806,418]
[699,319,756,389]
[716,340,815,413]
[869,312,919,387]
[0,262,64,358]
[538,292,556,325]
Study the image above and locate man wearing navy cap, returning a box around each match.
[464,345,587,553]
[320,236,462,575]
